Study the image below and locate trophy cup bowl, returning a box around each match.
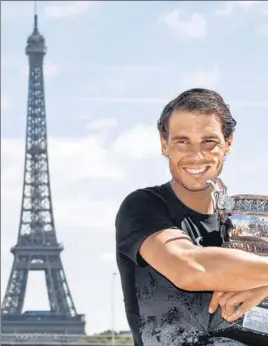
[206,179,268,257]
[224,194,268,257]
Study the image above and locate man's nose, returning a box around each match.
[188,144,205,159]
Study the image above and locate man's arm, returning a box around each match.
[139,228,268,292]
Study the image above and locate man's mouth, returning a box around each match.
[183,166,211,176]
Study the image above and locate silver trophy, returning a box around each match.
[208,178,268,335]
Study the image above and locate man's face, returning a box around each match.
[161,110,233,192]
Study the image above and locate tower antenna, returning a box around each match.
[34,0,38,32]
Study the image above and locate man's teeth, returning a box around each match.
[185,167,207,174]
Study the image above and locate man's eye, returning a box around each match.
[203,140,217,146]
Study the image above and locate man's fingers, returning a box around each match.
[219,291,238,309]
[226,301,251,322]
[225,290,264,322]
[218,292,237,319]
[219,287,268,322]
[220,291,250,320]
[208,292,224,314]
[222,302,236,319]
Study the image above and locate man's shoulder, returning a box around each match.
[115,183,173,226]
[115,183,176,250]
[120,183,170,209]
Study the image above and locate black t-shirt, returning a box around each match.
[116,183,268,346]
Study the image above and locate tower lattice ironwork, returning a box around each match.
[1,12,85,335]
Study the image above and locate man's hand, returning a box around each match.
[209,286,268,322]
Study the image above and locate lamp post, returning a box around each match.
[111,272,117,346]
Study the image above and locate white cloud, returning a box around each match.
[99,253,116,262]
[1,134,125,231]
[44,62,61,77]
[180,66,220,90]
[215,1,262,16]
[55,197,118,229]
[48,137,125,181]
[113,125,161,159]
[86,118,118,132]
[44,1,99,19]
[161,9,207,39]
[76,96,167,104]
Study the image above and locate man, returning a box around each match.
[116,88,268,346]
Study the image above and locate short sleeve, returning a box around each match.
[115,188,175,266]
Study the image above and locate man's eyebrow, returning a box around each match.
[202,135,221,140]
[171,135,189,141]
[171,134,221,141]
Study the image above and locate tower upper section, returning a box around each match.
[26,14,47,61]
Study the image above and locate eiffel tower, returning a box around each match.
[1,8,85,335]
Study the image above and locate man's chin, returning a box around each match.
[182,181,211,192]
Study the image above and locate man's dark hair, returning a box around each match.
[157,88,237,139]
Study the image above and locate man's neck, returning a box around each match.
[170,179,215,214]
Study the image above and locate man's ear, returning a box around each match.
[224,135,233,155]
[160,136,168,156]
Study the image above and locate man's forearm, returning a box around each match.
[180,246,268,292]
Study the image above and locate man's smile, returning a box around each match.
[182,165,211,177]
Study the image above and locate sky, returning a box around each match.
[1,0,268,335]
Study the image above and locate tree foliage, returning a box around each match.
[79,330,133,345]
